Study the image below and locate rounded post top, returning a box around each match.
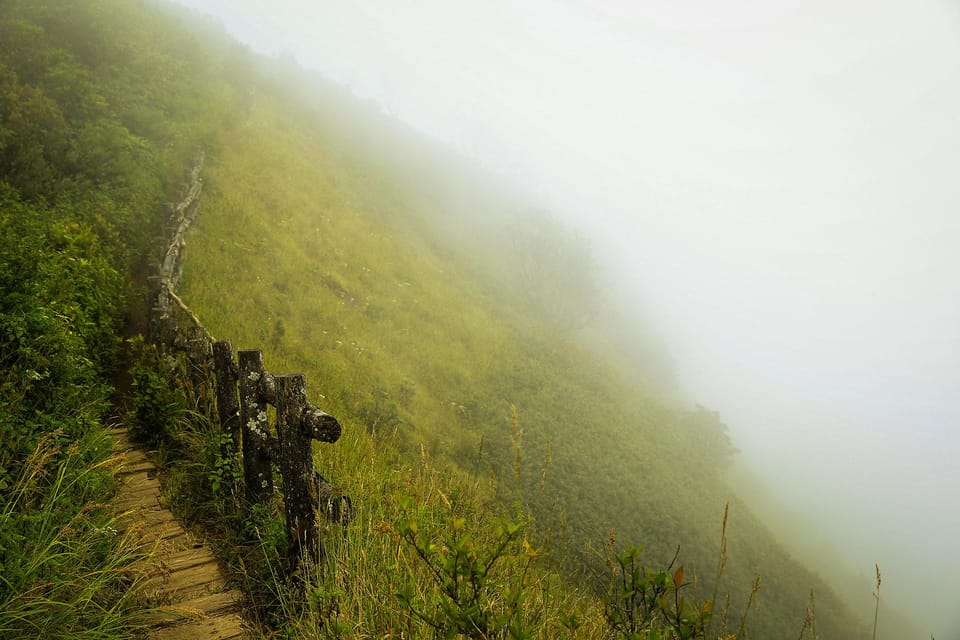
[302,405,341,443]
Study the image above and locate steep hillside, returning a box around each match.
[179,49,873,640]
[0,0,895,637]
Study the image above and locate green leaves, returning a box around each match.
[602,543,717,640]
[0,188,135,638]
[396,504,535,639]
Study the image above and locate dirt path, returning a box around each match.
[110,427,247,639]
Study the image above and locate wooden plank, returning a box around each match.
[134,590,241,628]
[105,427,131,442]
[116,483,163,504]
[149,528,198,552]
[116,479,162,499]
[149,546,220,573]
[113,434,147,456]
[118,505,179,529]
[113,443,141,457]
[150,614,245,640]
[112,438,160,461]
[116,473,162,495]
[143,560,227,601]
[110,431,139,450]
[115,489,164,512]
[117,459,154,475]
[119,512,191,549]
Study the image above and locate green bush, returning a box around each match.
[397,508,536,639]
[0,192,136,639]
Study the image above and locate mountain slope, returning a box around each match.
[0,0,894,636]
[179,53,873,639]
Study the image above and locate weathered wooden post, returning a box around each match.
[275,374,316,572]
[238,349,274,507]
[151,285,177,352]
[302,405,341,444]
[212,340,241,458]
[274,374,343,573]
[302,406,345,525]
[186,326,213,413]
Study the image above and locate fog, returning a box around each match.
[174,0,960,635]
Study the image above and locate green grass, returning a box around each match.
[177,80,870,638]
[0,429,151,640]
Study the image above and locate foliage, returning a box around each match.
[396,508,537,639]
[0,2,247,637]
[602,544,713,640]
[0,0,240,259]
[598,505,747,640]
[128,338,185,447]
[0,191,136,638]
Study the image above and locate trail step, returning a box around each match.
[111,427,248,639]
[135,591,243,629]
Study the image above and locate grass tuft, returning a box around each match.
[0,431,151,640]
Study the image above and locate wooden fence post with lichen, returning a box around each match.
[274,373,342,572]
[213,340,241,462]
[275,374,316,572]
[238,349,274,507]
[186,326,213,413]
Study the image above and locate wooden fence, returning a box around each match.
[147,152,347,575]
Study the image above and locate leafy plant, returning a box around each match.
[128,337,188,447]
[598,505,755,640]
[601,542,713,640]
[396,506,537,639]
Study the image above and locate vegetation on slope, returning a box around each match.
[177,37,873,640]
[0,1,237,636]
[0,1,892,638]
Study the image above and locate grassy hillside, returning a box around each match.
[178,45,873,640]
[0,1,896,637]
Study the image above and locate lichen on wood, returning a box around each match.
[238,349,274,507]
[275,374,320,571]
[213,340,241,460]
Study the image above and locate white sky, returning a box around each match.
[174,1,960,634]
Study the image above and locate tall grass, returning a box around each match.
[0,429,150,640]
[872,565,881,640]
[245,426,609,639]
